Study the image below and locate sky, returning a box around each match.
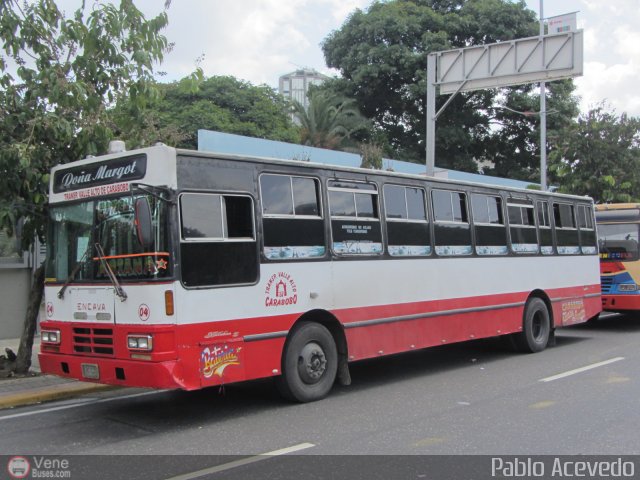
[59,0,640,117]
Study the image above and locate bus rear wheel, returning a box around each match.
[513,297,551,353]
[277,322,338,402]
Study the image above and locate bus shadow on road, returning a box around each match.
[96,333,592,431]
[573,312,640,333]
[342,338,512,384]
[96,378,289,431]
[549,333,590,347]
[331,334,588,396]
[97,338,519,423]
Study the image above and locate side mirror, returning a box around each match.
[134,198,154,250]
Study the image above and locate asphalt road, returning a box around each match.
[1,313,639,479]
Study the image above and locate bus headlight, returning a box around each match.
[127,335,153,351]
[618,284,638,292]
[41,330,61,345]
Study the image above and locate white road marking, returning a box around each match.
[539,357,625,383]
[0,390,163,421]
[164,443,316,480]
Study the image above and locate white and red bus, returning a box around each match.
[40,143,601,402]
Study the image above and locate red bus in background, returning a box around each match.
[596,204,640,312]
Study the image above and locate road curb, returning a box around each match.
[0,382,118,409]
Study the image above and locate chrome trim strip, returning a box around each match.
[244,330,289,342]
[243,295,599,342]
[343,302,526,329]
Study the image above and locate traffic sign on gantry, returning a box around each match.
[425,28,583,178]
[435,30,583,94]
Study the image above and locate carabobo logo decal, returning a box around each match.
[264,272,298,307]
[201,345,241,378]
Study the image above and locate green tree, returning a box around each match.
[121,75,299,149]
[549,105,640,203]
[292,90,369,150]
[485,80,580,181]
[321,0,561,172]
[112,69,205,149]
[0,0,169,373]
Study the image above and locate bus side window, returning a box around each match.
[577,204,597,254]
[260,174,325,260]
[329,180,382,256]
[471,193,507,256]
[553,203,580,254]
[384,184,431,257]
[536,200,554,255]
[432,189,472,256]
[179,193,258,287]
[507,199,538,254]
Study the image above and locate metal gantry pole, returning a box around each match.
[540,0,547,191]
[426,53,436,177]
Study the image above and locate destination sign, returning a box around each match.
[53,154,147,193]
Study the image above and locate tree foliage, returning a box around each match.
[320,0,580,175]
[549,105,640,203]
[120,75,300,149]
[0,0,168,247]
[485,80,580,181]
[0,0,169,373]
[292,90,369,150]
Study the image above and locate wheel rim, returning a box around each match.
[531,310,546,341]
[297,342,327,384]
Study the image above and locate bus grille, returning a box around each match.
[600,276,614,294]
[72,327,114,356]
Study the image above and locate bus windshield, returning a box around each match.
[598,223,640,261]
[46,193,171,283]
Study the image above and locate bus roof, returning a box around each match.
[595,203,640,211]
[176,146,594,203]
[595,203,640,223]
[49,143,594,204]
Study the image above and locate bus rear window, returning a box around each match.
[598,223,639,261]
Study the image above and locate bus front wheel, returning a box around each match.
[513,297,551,353]
[277,322,338,402]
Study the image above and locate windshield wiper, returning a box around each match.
[94,242,128,302]
[57,246,91,299]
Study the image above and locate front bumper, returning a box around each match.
[38,352,192,390]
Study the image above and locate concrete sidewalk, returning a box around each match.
[0,336,115,409]
[0,335,42,373]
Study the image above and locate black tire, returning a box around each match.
[513,297,551,353]
[276,322,338,402]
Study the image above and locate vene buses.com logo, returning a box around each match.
[7,456,71,478]
[7,456,30,479]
